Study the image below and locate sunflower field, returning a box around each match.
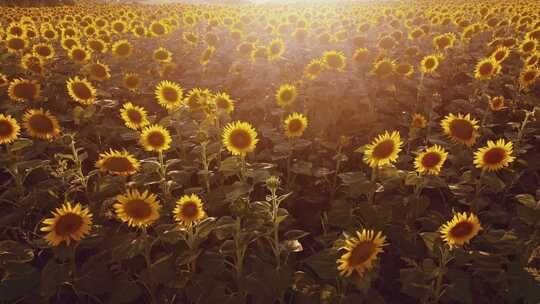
[1,0,540,303]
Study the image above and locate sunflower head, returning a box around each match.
[112,39,133,58]
[352,48,370,64]
[474,139,515,172]
[69,46,92,64]
[491,46,510,62]
[363,131,403,168]
[322,50,346,71]
[8,78,41,102]
[474,57,501,80]
[304,59,325,80]
[114,189,161,227]
[276,84,298,108]
[519,67,539,90]
[489,96,507,111]
[440,113,479,146]
[0,114,21,145]
[6,35,28,53]
[32,43,55,60]
[23,108,60,140]
[173,194,206,227]
[85,61,111,82]
[420,54,441,74]
[153,47,172,63]
[268,38,285,60]
[396,62,414,78]
[337,229,387,277]
[155,80,184,110]
[67,76,96,106]
[41,202,93,246]
[120,102,149,130]
[370,58,396,78]
[284,112,308,138]
[411,113,428,129]
[222,121,259,156]
[87,38,108,54]
[96,149,140,176]
[440,212,482,248]
[213,92,235,114]
[123,73,141,91]
[414,145,448,175]
[140,124,172,152]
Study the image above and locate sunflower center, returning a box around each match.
[0,120,14,137]
[8,38,25,50]
[216,98,229,109]
[91,65,107,78]
[124,199,152,220]
[44,30,55,39]
[181,202,199,219]
[271,43,281,54]
[280,90,293,102]
[125,76,139,88]
[116,43,130,56]
[89,40,104,52]
[288,119,303,133]
[482,147,506,165]
[523,42,534,52]
[54,213,83,236]
[72,49,86,61]
[36,46,51,57]
[147,131,166,147]
[348,241,377,266]
[327,55,342,68]
[28,114,53,133]
[64,39,77,49]
[424,58,435,69]
[372,139,395,159]
[152,24,165,35]
[421,152,441,168]
[230,129,252,149]
[449,221,473,238]
[127,109,142,123]
[523,71,536,82]
[377,62,393,75]
[113,23,125,33]
[449,119,473,140]
[162,87,179,102]
[479,62,493,75]
[13,82,37,100]
[72,82,92,100]
[103,156,134,172]
[155,51,168,60]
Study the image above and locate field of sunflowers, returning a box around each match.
[1,0,540,303]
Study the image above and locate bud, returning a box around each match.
[339,135,351,147]
[266,176,281,191]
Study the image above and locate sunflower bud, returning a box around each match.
[266,176,281,191]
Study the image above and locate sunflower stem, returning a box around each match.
[432,246,450,303]
[240,155,247,183]
[472,170,486,212]
[517,110,531,146]
[201,141,211,194]
[330,143,344,202]
[69,242,78,280]
[368,166,378,204]
[286,139,294,190]
[270,187,281,269]
[158,150,169,197]
[141,228,157,304]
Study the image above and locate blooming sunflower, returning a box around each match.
[0,114,21,145]
[322,50,346,71]
[112,40,133,58]
[85,61,111,82]
[21,54,44,75]
[275,84,298,108]
[153,47,172,63]
[87,38,108,54]
[8,78,40,102]
[304,59,325,80]
[214,92,235,114]
[420,54,441,74]
[123,73,140,91]
[32,43,55,60]
[395,62,414,77]
[120,102,149,130]
[411,113,428,129]
[489,96,507,111]
[284,112,308,138]
[519,39,537,55]
[337,229,387,277]
[155,80,184,110]
[5,35,27,53]
[268,38,285,60]
[41,202,93,246]
[440,113,479,146]
[414,145,448,175]
[114,189,161,228]
[95,149,140,176]
[474,57,501,80]
[519,67,539,90]
[22,108,60,140]
[69,46,92,64]
[140,125,172,152]
[173,194,206,227]
[473,139,515,171]
[66,76,96,105]
[440,212,482,248]
[363,131,403,168]
[491,46,510,63]
[370,58,396,78]
[222,121,259,156]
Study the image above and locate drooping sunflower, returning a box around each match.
[414,145,448,175]
[214,92,235,114]
[0,114,21,145]
[491,46,511,63]
[411,113,428,129]
[440,113,479,146]
[222,121,259,156]
[337,229,387,277]
[489,96,507,111]
[322,50,346,71]
[41,202,93,246]
[66,76,96,105]
[8,78,40,102]
[420,54,441,74]
[519,67,539,90]
[153,47,172,63]
[284,112,308,138]
[95,149,140,176]
[275,84,298,108]
[173,194,206,227]
[123,73,140,92]
[268,38,285,60]
[370,58,396,78]
[155,80,184,110]
[114,189,161,228]
[474,57,501,80]
[85,61,111,82]
[363,131,403,168]
[473,139,515,171]
[120,102,150,130]
[32,43,55,60]
[22,108,60,140]
[304,59,325,80]
[112,40,133,58]
[140,124,172,152]
[440,212,482,248]
[69,46,92,64]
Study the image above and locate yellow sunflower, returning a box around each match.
[268,38,285,60]
[66,76,96,106]
[21,54,44,75]
[8,78,41,102]
[123,73,140,92]
[85,61,111,82]
[222,121,259,156]
[414,145,448,175]
[491,46,511,63]
[140,124,172,152]
[474,57,501,80]
[489,96,507,111]
[95,149,140,176]
[5,35,27,53]
[153,47,172,63]
[276,84,298,108]
[120,102,149,130]
[69,46,92,64]
[519,67,539,90]
[284,112,308,138]
[473,139,515,171]
[173,194,207,227]
[420,54,441,74]
[363,131,403,168]
[87,38,108,54]
[304,59,325,80]
[0,114,21,145]
[370,58,396,78]
[322,50,346,71]
[112,40,133,58]
[155,80,184,110]
[519,39,537,55]
[411,113,428,129]
[440,113,479,146]
[214,92,235,114]
[337,229,387,277]
[440,212,482,248]
[22,108,60,140]
[32,43,55,60]
[114,189,161,228]
[41,202,93,246]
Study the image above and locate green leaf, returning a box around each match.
[284,229,309,241]
[108,277,142,304]
[303,249,339,280]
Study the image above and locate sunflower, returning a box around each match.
[473,139,515,172]
[222,121,259,156]
[123,73,140,91]
[275,84,298,108]
[114,189,161,228]
[491,46,510,63]
[85,61,111,82]
[420,54,441,74]
[519,67,539,90]
[173,194,206,227]
[396,62,414,77]
[69,46,92,64]
[284,112,308,138]
[474,57,501,80]
[214,92,235,114]
[352,48,370,64]
[268,38,285,60]
[433,32,456,52]
[304,59,325,80]
[5,35,27,53]
[362,131,403,168]
[411,113,428,129]
[111,20,128,34]
[337,229,387,277]
[67,76,96,105]
[0,114,21,145]
[61,37,80,51]
[32,43,55,60]
[120,102,149,130]
[41,202,93,246]
[140,125,172,152]
[414,145,448,175]
[8,78,40,102]
[20,54,43,74]
[87,38,108,54]
[95,149,140,176]
[153,47,172,63]
[155,80,184,110]
[112,40,133,58]
[370,58,396,78]
[22,108,60,140]
[489,96,507,111]
[440,113,479,146]
[251,45,269,63]
[519,39,537,55]
[322,50,346,71]
[149,20,169,37]
[440,212,482,248]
